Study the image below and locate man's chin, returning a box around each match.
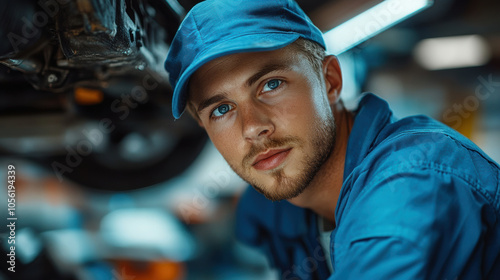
[250,176,309,202]
[257,187,306,202]
[235,162,310,201]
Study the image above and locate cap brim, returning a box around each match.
[172,32,300,119]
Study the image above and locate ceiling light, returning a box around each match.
[324,0,433,55]
[414,35,491,70]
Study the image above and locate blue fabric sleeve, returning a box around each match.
[331,160,494,279]
[331,236,425,279]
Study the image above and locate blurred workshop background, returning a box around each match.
[0,0,499,279]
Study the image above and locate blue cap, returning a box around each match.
[165,0,326,119]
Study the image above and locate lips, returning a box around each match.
[252,148,292,171]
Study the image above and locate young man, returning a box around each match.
[165,0,500,279]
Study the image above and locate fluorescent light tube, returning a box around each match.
[324,0,433,55]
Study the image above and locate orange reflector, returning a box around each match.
[113,259,185,280]
[74,87,104,105]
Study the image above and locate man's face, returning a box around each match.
[189,46,337,201]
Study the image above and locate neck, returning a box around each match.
[287,104,353,224]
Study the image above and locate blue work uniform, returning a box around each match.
[235,93,500,279]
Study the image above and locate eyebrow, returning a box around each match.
[196,62,292,114]
[197,93,228,114]
[246,63,292,87]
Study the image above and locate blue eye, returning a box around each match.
[262,79,282,92]
[212,104,233,118]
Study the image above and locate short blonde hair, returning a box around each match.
[291,38,326,77]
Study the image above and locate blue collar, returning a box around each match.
[343,93,393,179]
[278,94,393,239]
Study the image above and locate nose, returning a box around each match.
[240,103,274,141]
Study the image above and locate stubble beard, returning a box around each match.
[230,117,336,202]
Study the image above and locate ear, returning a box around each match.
[322,55,342,105]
